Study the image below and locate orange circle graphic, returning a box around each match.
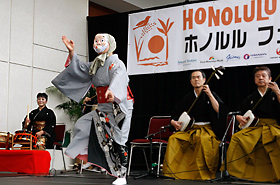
[148,35,164,54]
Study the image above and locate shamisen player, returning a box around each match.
[52,33,134,185]
[226,66,280,182]
[162,70,227,180]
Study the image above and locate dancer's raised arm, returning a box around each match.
[62,36,75,60]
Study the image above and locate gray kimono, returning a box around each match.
[52,53,133,177]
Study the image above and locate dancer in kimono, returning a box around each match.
[162,70,227,180]
[226,66,280,182]
[52,33,134,185]
[22,92,56,149]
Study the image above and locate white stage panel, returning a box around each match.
[0,0,11,62]
[34,0,88,56]
[10,0,34,66]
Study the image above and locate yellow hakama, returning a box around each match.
[162,124,220,180]
[226,119,280,182]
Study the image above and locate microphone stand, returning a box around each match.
[212,113,237,182]
[134,127,174,180]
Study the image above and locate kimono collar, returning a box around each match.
[38,106,47,111]
[194,89,198,97]
[257,88,265,97]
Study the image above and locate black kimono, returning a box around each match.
[227,90,280,182]
[22,106,56,149]
[171,90,227,139]
[162,90,227,180]
[238,90,280,122]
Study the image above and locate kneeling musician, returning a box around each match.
[226,66,280,182]
[22,92,56,149]
[162,70,227,180]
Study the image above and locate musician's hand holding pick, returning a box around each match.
[236,115,249,127]
[171,119,182,131]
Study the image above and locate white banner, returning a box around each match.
[127,0,280,75]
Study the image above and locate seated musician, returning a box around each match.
[82,88,97,115]
[162,70,227,180]
[226,66,280,182]
[22,92,56,149]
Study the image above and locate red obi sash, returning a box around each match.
[96,86,134,103]
[96,86,109,103]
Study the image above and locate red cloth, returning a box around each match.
[0,150,51,174]
[96,86,134,103]
[127,86,134,102]
[64,55,70,68]
[96,86,109,103]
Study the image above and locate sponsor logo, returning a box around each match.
[270,48,280,59]
[244,53,267,60]
[276,48,280,55]
[178,59,197,66]
[250,53,267,58]
[226,54,240,62]
[200,57,223,63]
[244,54,250,60]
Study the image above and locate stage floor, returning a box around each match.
[0,170,278,185]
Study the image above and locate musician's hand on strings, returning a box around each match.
[203,84,219,113]
[105,89,114,102]
[236,115,249,127]
[203,84,214,99]
[268,82,280,94]
[62,36,75,59]
[171,119,182,131]
[202,85,211,95]
[269,82,280,103]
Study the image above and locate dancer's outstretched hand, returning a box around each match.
[62,36,75,59]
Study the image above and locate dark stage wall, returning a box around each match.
[87,7,280,144]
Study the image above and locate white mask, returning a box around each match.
[93,42,108,54]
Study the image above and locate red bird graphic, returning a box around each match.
[277,48,280,55]
[133,16,151,30]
